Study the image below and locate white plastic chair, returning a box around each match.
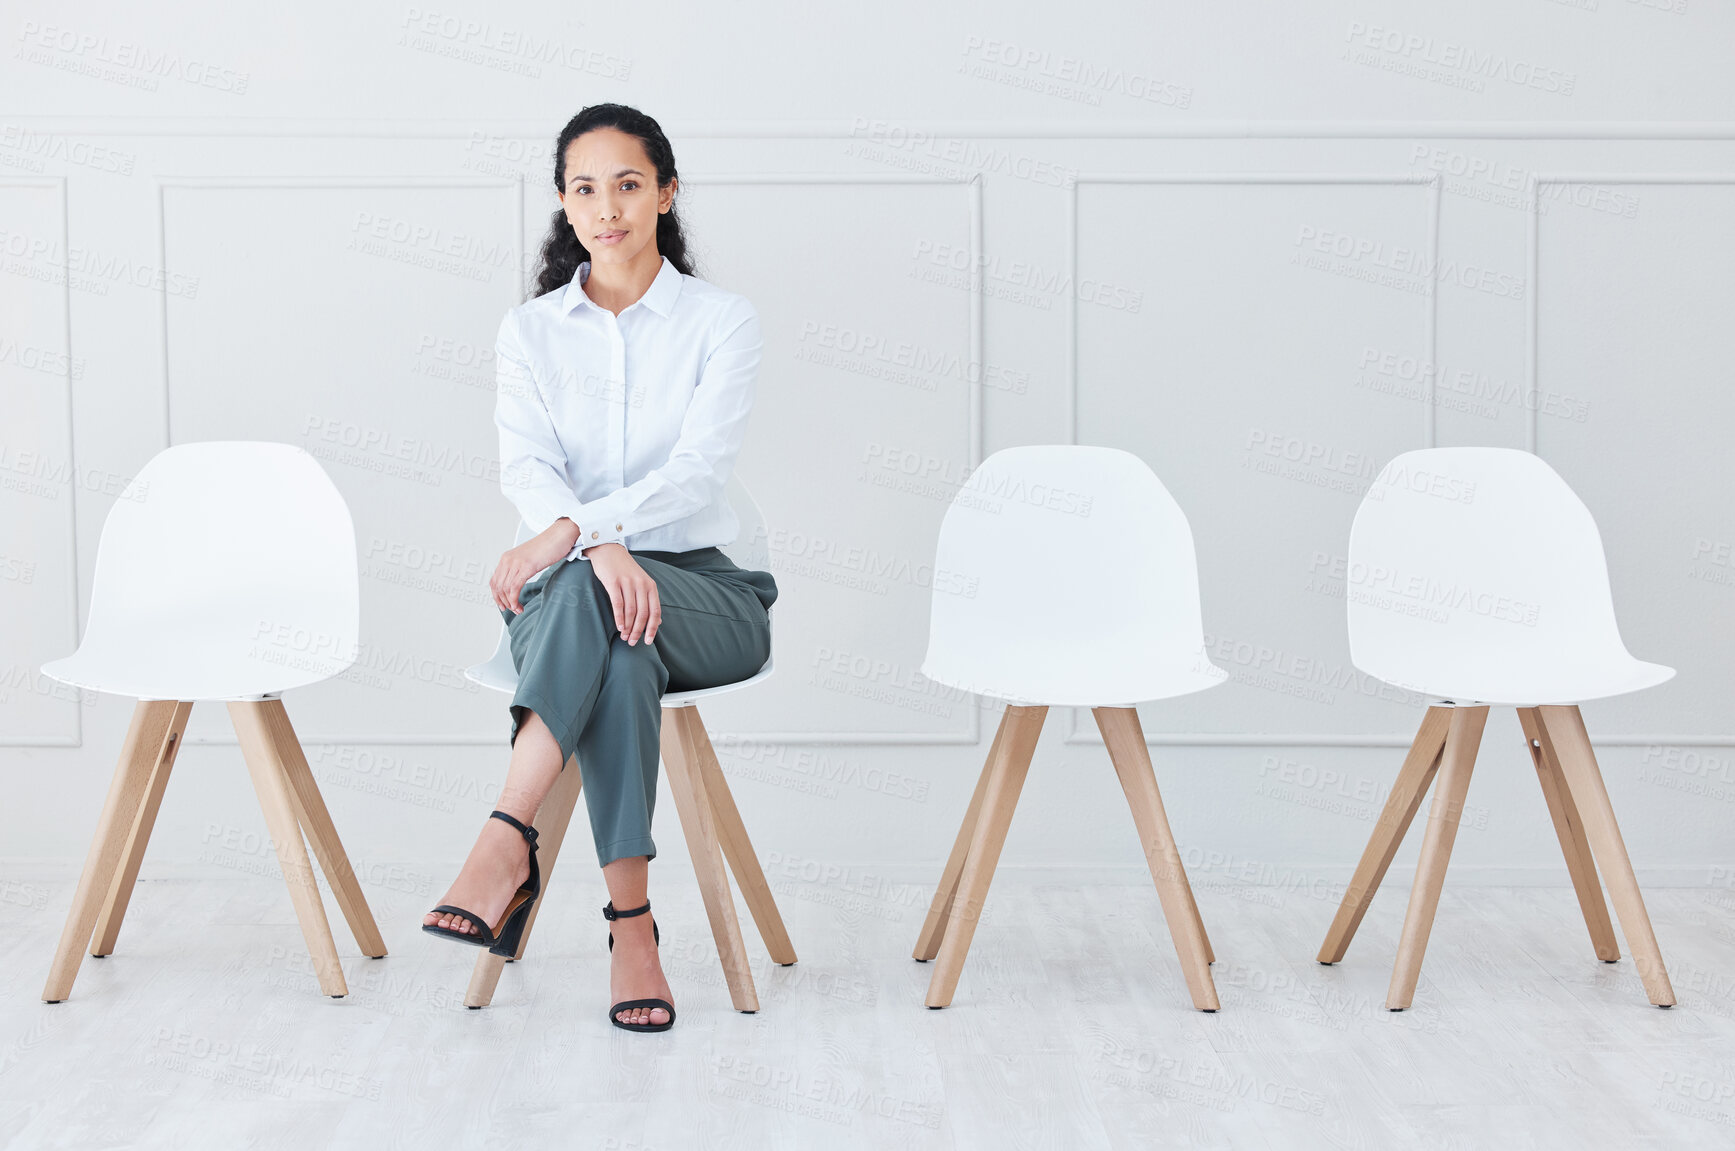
[458,472,795,1013]
[1318,446,1677,1009]
[912,445,1228,1011]
[38,441,384,1002]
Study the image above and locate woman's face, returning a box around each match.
[558,128,675,269]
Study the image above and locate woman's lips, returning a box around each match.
[594,230,627,244]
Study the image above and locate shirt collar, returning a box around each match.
[562,254,683,319]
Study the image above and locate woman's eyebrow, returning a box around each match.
[571,167,646,183]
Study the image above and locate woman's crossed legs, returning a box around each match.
[426,549,773,1028]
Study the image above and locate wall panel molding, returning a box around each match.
[1508,172,1735,749]
[15,128,1732,753]
[158,171,984,748]
[1065,172,1441,445]
[156,175,527,447]
[1525,172,1735,452]
[15,118,1735,140]
[1063,173,1440,749]
[1,176,82,748]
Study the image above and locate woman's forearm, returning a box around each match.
[546,516,583,551]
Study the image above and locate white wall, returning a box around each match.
[4,0,1734,896]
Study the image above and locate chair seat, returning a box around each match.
[919,654,1227,708]
[663,659,777,707]
[41,630,353,702]
[468,473,779,714]
[463,644,776,708]
[1362,652,1675,707]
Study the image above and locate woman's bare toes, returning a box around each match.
[426,911,473,934]
[615,1004,669,1026]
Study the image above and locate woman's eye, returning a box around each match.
[620,181,638,191]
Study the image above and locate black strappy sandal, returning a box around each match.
[604,899,660,950]
[422,810,540,958]
[604,899,675,1032]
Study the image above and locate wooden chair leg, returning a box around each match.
[662,706,759,1012]
[1538,705,1675,1007]
[257,700,386,958]
[913,708,1007,962]
[1094,706,1219,1012]
[228,701,347,997]
[1177,837,1216,965]
[689,712,797,966]
[926,704,1046,1008]
[1517,707,1620,963]
[466,754,584,1008]
[43,701,186,1001]
[1317,706,1453,964]
[1386,705,1488,1010]
[90,701,193,957]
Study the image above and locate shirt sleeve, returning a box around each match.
[494,308,587,547]
[568,299,763,563]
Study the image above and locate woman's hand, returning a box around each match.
[490,519,581,614]
[584,542,662,645]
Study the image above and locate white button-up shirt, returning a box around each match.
[494,255,763,563]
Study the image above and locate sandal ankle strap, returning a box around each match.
[602,899,651,921]
[489,809,538,843]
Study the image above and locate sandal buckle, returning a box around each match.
[602,899,650,921]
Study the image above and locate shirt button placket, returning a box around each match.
[608,314,627,490]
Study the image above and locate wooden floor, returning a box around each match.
[1,875,1730,1149]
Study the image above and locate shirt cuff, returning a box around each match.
[568,502,630,562]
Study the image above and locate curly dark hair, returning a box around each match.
[527,103,696,300]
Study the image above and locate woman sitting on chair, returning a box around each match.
[422,103,778,1034]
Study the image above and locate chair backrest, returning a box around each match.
[1346,446,1662,700]
[920,445,1226,706]
[717,472,770,573]
[80,441,359,691]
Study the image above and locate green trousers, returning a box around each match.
[502,547,777,868]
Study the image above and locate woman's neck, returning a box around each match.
[583,247,663,316]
